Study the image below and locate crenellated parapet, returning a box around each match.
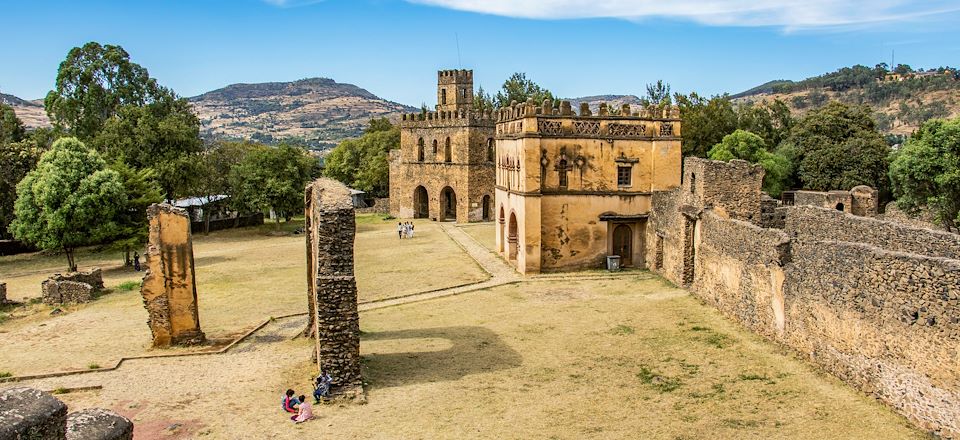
[495,98,681,139]
[438,69,473,84]
[400,108,496,128]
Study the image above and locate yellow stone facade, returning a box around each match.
[495,100,682,274]
[389,70,496,223]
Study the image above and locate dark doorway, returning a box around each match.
[682,219,697,285]
[613,224,633,267]
[441,186,457,221]
[414,186,429,219]
[508,212,518,261]
[835,202,845,211]
[482,195,491,221]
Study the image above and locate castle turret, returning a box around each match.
[437,69,473,112]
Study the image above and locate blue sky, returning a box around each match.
[2,0,959,105]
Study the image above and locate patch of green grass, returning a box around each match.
[637,365,682,393]
[117,281,139,291]
[52,387,69,395]
[87,363,101,370]
[723,418,759,428]
[738,373,770,381]
[608,324,635,336]
[690,326,710,332]
[702,332,733,349]
[0,313,8,324]
[0,371,12,378]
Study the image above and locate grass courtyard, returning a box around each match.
[0,217,925,438]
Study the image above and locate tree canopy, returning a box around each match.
[0,103,26,144]
[708,130,792,197]
[323,118,400,197]
[10,137,126,271]
[230,144,320,225]
[889,116,960,231]
[494,73,554,108]
[44,42,172,139]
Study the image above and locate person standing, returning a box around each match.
[397,222,404,239]
[409,222,415,238]
[133,252,141,271]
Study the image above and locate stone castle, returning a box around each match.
[494,99,682,274]
[389,70,495,223]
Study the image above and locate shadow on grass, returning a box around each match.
[361,326,522,389]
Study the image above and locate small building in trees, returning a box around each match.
[389,69,496,223]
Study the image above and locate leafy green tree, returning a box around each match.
[494,73,554,108]
[44,42,171,140]
[0,103,25,144]
[230,144,319,227]
[708,130,792,197]
[889,117,960,231]
[188,141,259,233]
[786,101,890,192]
[91,97,203,199]
[10,138,126,271]
[109,162,163,265]
[0,143,43,240]
[324,121,400,197]
[643,80,672,107]
[675,93,738,157]
[366,117,394,134]
[473,85,494,112]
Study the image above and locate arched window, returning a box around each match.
[441,88,447,105]
[417,138,425,162]
[486,138,494,162]
[444,137,452,163]
[432,139,438,155]
[690,173,696,193]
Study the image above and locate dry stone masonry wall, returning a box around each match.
[649,157,960,438]
[305,178,363,398]
[40,268,104,305]
[140,203,206,348]
[0,387,132,440]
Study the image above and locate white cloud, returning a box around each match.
[404,0,960,30]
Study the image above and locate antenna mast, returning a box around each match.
[455,32,462,68]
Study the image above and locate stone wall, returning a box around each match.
[648,156,960,438]
[305,178,363,398]
[0,387,132,440]
[140,203,206,347]
[51,268,104,291]
[784,205,960,259]
[42,280,94,305]
[356,197,390,215]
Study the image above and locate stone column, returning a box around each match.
[140,203,206,347]
[305,178,363,398]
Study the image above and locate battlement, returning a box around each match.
[495,98,681,138]
[400,108,496,127]
[438,69,473,84]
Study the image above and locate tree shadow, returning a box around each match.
[361,326,523,389]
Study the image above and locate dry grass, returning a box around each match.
[40,276,924,439]
[458,222,498,253]
[0,215,485,376]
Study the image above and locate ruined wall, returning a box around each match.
[140,203,205,347]
[784,205,960,259]
[0,387,132,440]
[305,178,363,397]
[41,280,94,305]
[51,268,104,291]
[682,158,763,224]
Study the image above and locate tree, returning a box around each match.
[643,80,672,107]
[0,103,25,144]
[324,121,400,197]
[230,144,319,227]
[473,85,494,112]
[91,97,203,199]
[889,117,960,231]
[10,137,126,271]
[708,130,792,197]
[674,93,737,157]
[44,42,171,140]
[109,162,163,265]
[786,101,890,192]
[189,141,259,233]
[494,73,554,108]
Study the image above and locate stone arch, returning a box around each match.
[413,186,429,219]
[835,202,845,211]
[444,137,452,163]
[486,138,494,162]
[440,186,457,221]
[481,195,492,221]
[508,212,519,261]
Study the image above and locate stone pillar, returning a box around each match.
[0,387,68,439]
[0,282,7,303]
[140,203,205,347]
[66,408,133,440]
[305,178,363,398]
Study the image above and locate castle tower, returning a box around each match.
[437,69,473,112]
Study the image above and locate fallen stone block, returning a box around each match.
[66,408,134,440]
[0,387,68,440]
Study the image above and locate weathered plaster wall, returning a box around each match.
[305,178,363,398]
[140,203,205,347]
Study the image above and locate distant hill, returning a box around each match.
[189,77,417,149]
[567,94,645,113]
[1,93,50,129]
[732,65,960,135]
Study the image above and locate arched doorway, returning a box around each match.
[440,186,457,221]
[482,195,491,221]
[835,202,845,211]
[413,186,429,219]
[508,212,518,261]
[613,224,633,267]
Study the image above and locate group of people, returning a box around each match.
[280,370,335,423]
[397,221,416,239]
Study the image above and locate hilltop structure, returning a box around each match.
[494,99,683,273]
[389,70,496,223]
